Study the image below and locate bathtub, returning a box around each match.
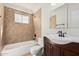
[1,40,37,56]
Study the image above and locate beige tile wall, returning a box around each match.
[3,7,34,44]
[0,4,4,51]
[33,9,41,38]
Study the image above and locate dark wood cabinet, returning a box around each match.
[44,42,60,56]
[44,37,60,56]
[50,45,60,56]
[44,37,79,56]
[61,49,79,56]
[44,42,51,56]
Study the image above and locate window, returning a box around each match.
[15,13,29,24]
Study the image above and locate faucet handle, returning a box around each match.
[57,31,62,34]
[62,32,67,37]
[63,32,67,34]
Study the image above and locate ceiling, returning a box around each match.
[13,3,43,13]
[4,3,44,13]
[4,3,64,14]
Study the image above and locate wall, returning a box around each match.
[50,4,79,36]
[41,4,51,35]
[3,7,34,44]
[41,4,68,36]
[67,4,79,36]
[0,4,4,51]
[33,9,41,38]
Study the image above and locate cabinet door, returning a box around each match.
[61,49,79,56]
[68,4,79,28]
[50,45,60,56]
[51,4,68,28]
[44,43,51,56]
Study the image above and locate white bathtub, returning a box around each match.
[1,40,37,56]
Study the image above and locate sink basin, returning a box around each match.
[51,37,71,44]
[45,34,72,44]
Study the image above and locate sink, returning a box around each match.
[45,34,72,44]
[51,37,71,44]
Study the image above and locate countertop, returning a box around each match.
[44,33,79,44]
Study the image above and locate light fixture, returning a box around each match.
[51,3,65,6]
[51,3,58,6]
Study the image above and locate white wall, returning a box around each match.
[41,3,66,36]
[67,4,79,36]
[41,4,51,36]
[35,4,51,47]
[41,3,65,36]
[51,4,68,28]
[50,3,79,37]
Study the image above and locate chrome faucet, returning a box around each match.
[57,30,67,37]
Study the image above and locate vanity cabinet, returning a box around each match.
[44,37,79,56]
[44,37,51,56]
[44,37,60,56]
[44,42,60,56]
[61,49,78,56]
[44,42,51,56]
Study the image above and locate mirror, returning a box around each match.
[50,4,68,29]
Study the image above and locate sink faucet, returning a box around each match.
[57,30,67,37]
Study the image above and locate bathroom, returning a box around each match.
[0,3,79,56]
